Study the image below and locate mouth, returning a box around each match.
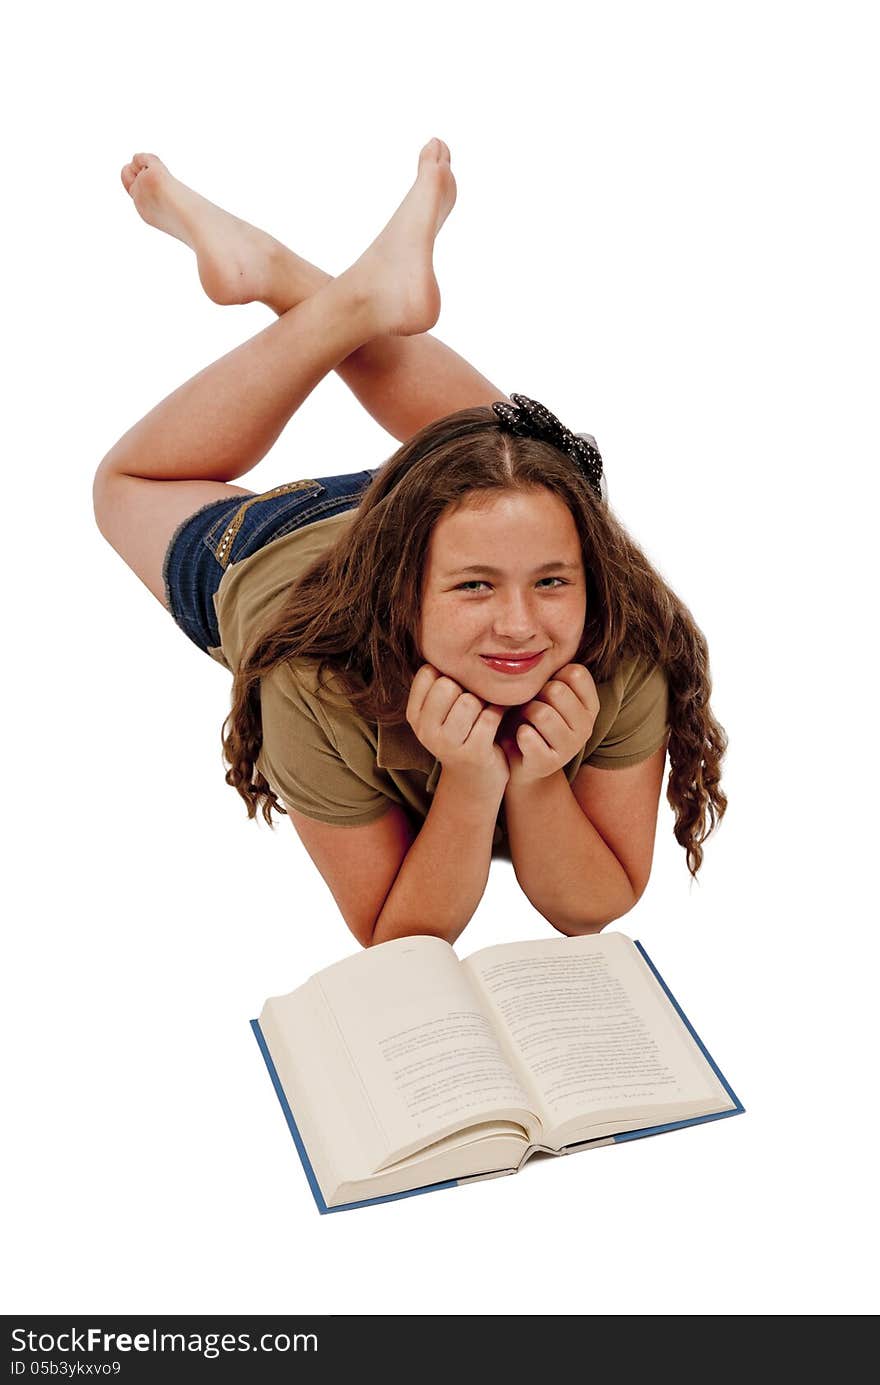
[479,651,546,675]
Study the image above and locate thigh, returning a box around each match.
[93,474,255,609]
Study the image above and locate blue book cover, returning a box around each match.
[251,937,745,1214]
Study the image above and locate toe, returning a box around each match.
[133,152,162,173]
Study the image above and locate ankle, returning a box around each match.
[261,243,334,317]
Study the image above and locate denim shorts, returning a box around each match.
[162,468,381,656]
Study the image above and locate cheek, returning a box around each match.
[421,602,465,652]
[559,596,587,645]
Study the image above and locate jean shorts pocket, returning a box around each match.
[203,479,326,569]
[259,491,367,545]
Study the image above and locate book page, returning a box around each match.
[310,936,542,1170]
[463,934,730,1140]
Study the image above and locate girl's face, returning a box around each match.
[418,487,587,705]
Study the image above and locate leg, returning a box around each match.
[94,275,380,606]
[265,250,508,441]
[95,140,458,607]
[116,144,509,445]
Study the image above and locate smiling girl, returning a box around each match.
[93,138,727,949]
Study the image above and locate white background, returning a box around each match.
[4,0,877,1316]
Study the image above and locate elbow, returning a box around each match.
[366,908,474,949]
[355,908,386,949]
[547,915,614,938]
[544,880,641,938]
[342,908,382,950]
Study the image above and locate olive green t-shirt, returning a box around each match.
[209,509,670,853]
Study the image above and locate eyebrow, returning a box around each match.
[443,562,581,577]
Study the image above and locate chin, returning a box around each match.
[468,668,550,706]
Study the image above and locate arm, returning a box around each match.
[504,744,667,934]
[504,771,634,933]
[371,665,510,946]
[287,768,505,949]
[371,769,505,946]
[497,664,667,934]
[286,665,509,948]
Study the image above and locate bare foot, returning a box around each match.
[348,137,457,338]
[120,152,288,306]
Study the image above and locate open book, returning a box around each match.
[251,932,743,1214]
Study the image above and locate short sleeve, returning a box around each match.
[257,663,393,826]
[585,659,670,769]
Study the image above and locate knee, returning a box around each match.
[92,461,124,539]
[92,465,110,534]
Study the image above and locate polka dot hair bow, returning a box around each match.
[491,393,605,502]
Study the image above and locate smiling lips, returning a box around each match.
[479,651,546,674]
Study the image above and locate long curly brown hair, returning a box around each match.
[221,406,728,879]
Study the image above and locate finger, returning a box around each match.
[517,721,558,762]
[532,678,583,731]
[552,663,600,715]
[466,702,506,746]
[518,700,568,752]
[422,675,469,733]
[406,663,443,725]
[498,735,523,764]
[440,690,485,741]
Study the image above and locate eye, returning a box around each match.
[454,576,570,592]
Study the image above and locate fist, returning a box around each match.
[498,663,600,785]
[406,664,510,796]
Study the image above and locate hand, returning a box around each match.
[406,664,510,797]
[498,663,600,787]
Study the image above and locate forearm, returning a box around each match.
[370,770,505,947]
[504,770,636,934]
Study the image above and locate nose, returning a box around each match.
[490,590,539,642]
